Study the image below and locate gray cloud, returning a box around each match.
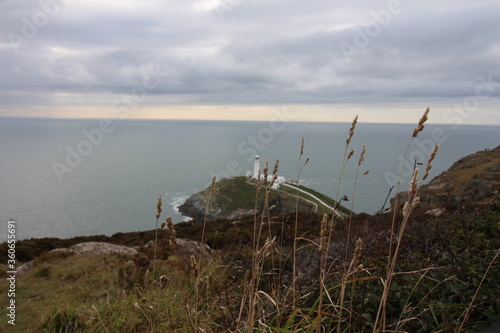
[0,0,499,119]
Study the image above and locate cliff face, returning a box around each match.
[178,176,317,221]
[393,145,500,215]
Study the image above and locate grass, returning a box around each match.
[2,209,499,332]
[1,109,499,332]
[0,251,135,332]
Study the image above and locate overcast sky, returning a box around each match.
[1,0,499,123]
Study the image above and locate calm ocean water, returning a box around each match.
[1,117,499,240]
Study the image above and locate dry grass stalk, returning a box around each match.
[166,216,176,251]
[344,144,367,264]
[246,158,279,330]
[375,108,433,332]
[270,159,280,188]
[193,176,218,330]
[190,255,199,278]
[201,176,217,257]
[317,213,329,333]
[407,168,419,202]
[346,115,358,145]
[422,144,439,181]
[358,144,366,166]
[327,115,359,279]
[135,286,147,304]
[338,238,364,333]
[316,115,358,333]
[347,148,355,160]
[348,238,363,273]
[412,107,430,138]
[293,134,309,309]
[156,195,162,220]
[263,159,269,185]
[266,160,280,282]
[166,216,175,235]
[300,133,305,157]
[153,195,162,278]
[376,167,428,331]
[248,235,277,328]
[318,214,328,256]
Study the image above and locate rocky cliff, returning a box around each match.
[393,145,500,215]
[178,176,319,221]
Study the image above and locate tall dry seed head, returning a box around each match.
[318,214,328,255]
[272,159,280,177]
[190,255,199,278]
[135,287,147,304]
[348,238,363,273]
[358,144,366,166]
[346,115,358,145]
[210,176,218,194]
[407,168,419,200]
[300,134,305,157]
[403,169,420,218]
[166,216,175,238]
[270,159,280,188]
[257,169,261,192]
[348,148,355,160]
[263,159,269,185]
[166,216,176,251]
[412,108,430,138]
[156,196,162,220]
[423,144,440,181]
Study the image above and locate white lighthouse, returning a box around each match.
[253,155,260,179]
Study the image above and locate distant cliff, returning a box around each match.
[178,176,346,221]
[393,145,500,215]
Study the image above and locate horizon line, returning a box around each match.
[1,115,499,127]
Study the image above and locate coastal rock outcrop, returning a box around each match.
[178,176,318,221]
[17,242,146,275]
[392,145,500,213]
[173,238,211,257]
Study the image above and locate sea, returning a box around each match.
[1,117,499,240]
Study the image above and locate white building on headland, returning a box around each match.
[253,155,260,179]
[250,155,286,189]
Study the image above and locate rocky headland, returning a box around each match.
[178,176,342,221]
[393,145,500,216]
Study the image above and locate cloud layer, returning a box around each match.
[1,0,499,122]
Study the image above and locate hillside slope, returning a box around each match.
[394,145,500,214]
